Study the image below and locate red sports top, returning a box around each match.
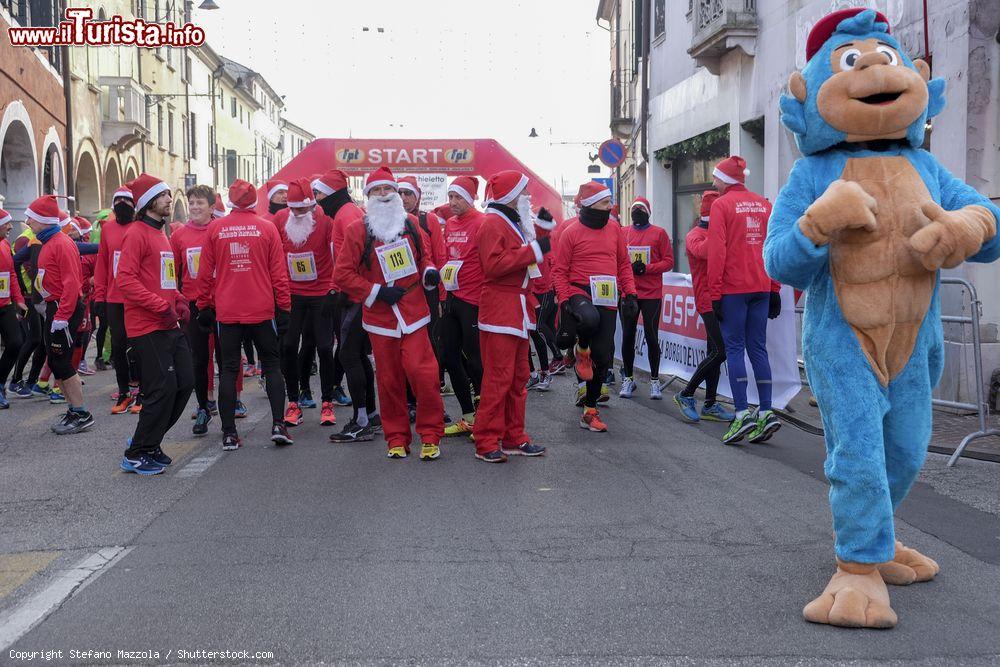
[169,220,213,303]
[443,208,486,306]
[706,184,780,300]
[623,224,674,300]
[117,219,183,338]
[92,216,131,304]
[685,223,712,315]
[36,231,82,321]
[273,208,335,297]
[0,238,25,308]
[552,220,637,308]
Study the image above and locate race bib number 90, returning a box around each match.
[589,274,618,307]
[628,245,651,265]
[441,260,462,292]
[376,239,417,283]
[160,252,177,290]
[0,272,9,299]
[287,251,318,282]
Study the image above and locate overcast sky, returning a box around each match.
[195,0,613,196]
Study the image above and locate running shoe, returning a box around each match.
[369,414,383,433]
[0,388,8,409]
[387,446,408,459]
[193,408,211,436]
[234,400,248,419]
[48,389,66,405]
[501,441,546,457]
[283,402,303,426]
[535,374,552,392]
[723,412,757,445]
[298,390,317,409]
[77,360,95,376]
[419,443,441,461]
[701,402,735,422]
[606,369,615,385]
[332,386,352,406]
[329,420,376,443]
[320,401,337,426]
[271,422,294,446]
[111,394,133,414]
[580,407,608,432]
[574,384,586,407]
[475,449,507,463]
[574,345,593,381]
[120,454,164,476]
[619,376,636,399]
[673,394,700,422]
[206,400,218,415]
[129,395,142,414]
[547,358,566,375]
[748,410,782,444]
[9,381,32,398]
[243,363,256,378]
[444,418,474,437]
[440,382,454,396]
[30,383,50,398]
[526,373,541,391]
[52,410,95,435]
[649,380,663,400]
[149,447,173,466]
[599,384,610,403]
[222,432,241,451]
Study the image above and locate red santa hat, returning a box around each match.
[700,190,720,221]
[577,181,612,208]
[363,167,397,196]
[229,179,257,210]
[69,215,93,237]
[0,208,11,226]
[265,179,288,202]
[713,156,749,186]
[397,176,421,197]
[131,173,170,212]
[24,195,63,226]
[212,194,227,219]
[806,8,890,61]
[286,178,317,209]
[631,197,650,215]
[112,185,133,202]
[312,169,350,196]
[433,203,453,220]
[58,210,72,228]
[448,176,479,206]
[484,170,528,206]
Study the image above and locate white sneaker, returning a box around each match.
[619,376,636,398]
[536,374,552,392]
[650,380,663,400]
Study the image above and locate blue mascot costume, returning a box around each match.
[764,8,1000,628]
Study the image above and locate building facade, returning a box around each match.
[279,118,315,169]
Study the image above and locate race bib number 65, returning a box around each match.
[589,274,618,307]
[376,239,417,283]
[287,251,318,282]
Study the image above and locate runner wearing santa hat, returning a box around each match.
[552,181,638,432]
[472,171,553,462]
[196,179,293,451]
[619,196,673,400]
[93,184,141,414]
[0,208,26,409]
[707,155,781,445]
[24,196,94,434]
[315,169,380,441]
[674,190,736,424]
[262,178,289,222]
[438,175,486,436]
[274,178,338,428]
[333,167,444,460]
[117,173,194,475]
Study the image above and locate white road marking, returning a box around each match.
[175,452,222,478]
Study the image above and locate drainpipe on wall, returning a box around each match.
[61,45,75,215]
[640,0,650,164]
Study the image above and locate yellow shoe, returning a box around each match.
[387,446,408,459]
[444,419,473,437]
[419,443,440,461]
[598,384,610,403]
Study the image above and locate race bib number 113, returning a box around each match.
[376,239,418,283]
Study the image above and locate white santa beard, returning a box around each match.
[285,210,316,247]
[516,194,536,243]
[366,192,407,244]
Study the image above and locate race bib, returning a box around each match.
[376,239,417,283]
[528,263,542,279]
[185,247,201,279]
[628,245,651,265]
[113,250,122,277]
[589,274,618,307]
[441,260,463,292]
[287,251,318,282]
[0,272,9,299]
[160,251,177,290]
[35,268,50,299]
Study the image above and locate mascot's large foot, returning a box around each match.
[878,541,941,585]
[803,560,897,629]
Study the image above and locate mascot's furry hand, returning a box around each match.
[909,202,997,271]
[798,179,878,245]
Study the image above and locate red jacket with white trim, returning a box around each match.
[36,231,82,321]
[477,209,545,339]
[117,219,183,338]
[273,208,335,297]
[195,210,291,323]
[333,215,434,338]
[706,184,780,300]
[443,209,486,306]
[552,220,637,307]
[170,221,212,303]
[92,216,131,304]
[685,223,712,314]
[0,238,25,308]
[624,224,674,299]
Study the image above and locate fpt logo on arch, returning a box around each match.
[444,148,473,165]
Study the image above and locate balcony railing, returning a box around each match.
[99,76,150,150]
[688,0,758,75]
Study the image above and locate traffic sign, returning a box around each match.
[598,139,627,168]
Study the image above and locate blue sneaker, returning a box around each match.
[9,381,31,398]
[673,394,700,423]
[48,389,66,405]
[501,441,546,457]
[332,386,352,406]
[0,388,8,409]
[234,400,248,419]
[701,402,736,422]
[30,383,50,398]
[120,454,165,476]
[149,448,173,466]
[297,390,317,409]
[206,400,218,415]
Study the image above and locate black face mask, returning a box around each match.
[579,206,611,229]
[113,201,135,224]
[319,189,353,218]
[631,210,650,228]
[269,201,288,215]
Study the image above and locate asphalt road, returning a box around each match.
[2,363,999,665]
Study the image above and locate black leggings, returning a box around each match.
[563,295,617,408]
[13,305,45,385]
[107,302,139,395]
[186,302,212,410]
[282,294,336,402]
[533,290,562,363]
[620,297,662,379]
[125,328,194,457]
[93,305,109,360]
[0,305,24,387]
[218,321,283,434]
[439,295,483,415]
[680,310,726,405]
[338,302,376,421]
[43,300,84,382]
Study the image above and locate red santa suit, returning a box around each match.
[332,167,443,454]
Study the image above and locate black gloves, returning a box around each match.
[92,301,107,321]
[620,294,639,320]
[768,291,782,319]
[376,285,406,306]
[536,236,552,255]
[712,300,724,322]
[322,291,338,318]
[423,268,441,289]
[275,309,290,336]
[631,260,646,276]
[197,306,216,332]
[538,207,554,224]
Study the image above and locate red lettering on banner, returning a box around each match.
[660,283,705,339]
